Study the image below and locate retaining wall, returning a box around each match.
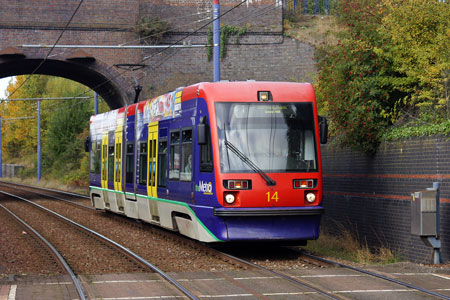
[321,136,450,263]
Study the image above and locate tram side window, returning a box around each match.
[125,143,134,184]
[200,126,213,172]
[139,142,147,185]
[95,142,101,174]
[115,143,122,182]
[90,141,101,174]
[102,144,108,181]
[108,146,114,182]
[180,129,193,181]
[158,140,167,187]
[148,139,157,187]
[169,131,180,180]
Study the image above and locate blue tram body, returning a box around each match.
[88,81,327,243]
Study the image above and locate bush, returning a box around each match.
[135,16,168,44]
[314,0,450,153]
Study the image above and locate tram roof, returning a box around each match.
[182,81,315,103]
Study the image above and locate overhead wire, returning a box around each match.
[120,16,212,47]
[222,0,289,46]
[6,0,85,100]
[120,12,212,46]
[141,0,248,62]
[227,1,281,27]
[137,0,287,81]
[18,0,285,113]
[45,0,249,113]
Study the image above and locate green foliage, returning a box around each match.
[384,120,450,141]
[314,0,450,153]
[220,25,247,60]
[42,78,93,184]
[135,16,169,44]
[207,25,247,61]
[315,0,391,153]
[2,75,101,186]
[1,75,48,157]
[207,27,213,61]
[380,0,450,118]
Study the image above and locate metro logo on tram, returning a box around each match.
[196,181,213,195]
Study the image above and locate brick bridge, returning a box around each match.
[0,0,316,108]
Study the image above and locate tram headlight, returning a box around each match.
[225,193,235,204]
[306,192,316,203]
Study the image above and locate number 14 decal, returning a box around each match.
[266,191,279,203]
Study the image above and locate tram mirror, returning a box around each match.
[319,116,328,144]
[198,116,207,145]
[84,136,91,152]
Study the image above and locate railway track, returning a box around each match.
[0,180,91,204]
[1,181,449,299]
[299,250,450,300]
[1,182,340,299]
[0,203,85,299]
[0,182,343,299]
[0,189,200,300]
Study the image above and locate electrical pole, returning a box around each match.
[213,0,220,82]
[0,116,2,178]
[94,91,98,115]
[37,100,41,182]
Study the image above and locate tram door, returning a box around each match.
[114,124,123,192]
[101,133,109,189]
[147,122,158,198]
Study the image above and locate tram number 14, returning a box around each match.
[266,191,279,203]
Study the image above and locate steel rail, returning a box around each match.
[0,182,93,210]
[0,203,87,300]
[217,251,343,300]
[302,252,450,300]
[0,180,89,199]
[0,191,200,300]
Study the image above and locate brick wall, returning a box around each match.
[138,0,312,98]
[141,34,316,97]
[321,136,450,263]
[0,0,141,69]
[0,0,315,106]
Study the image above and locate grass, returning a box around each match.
[2,150,89,195]
[1,176,89,196]
[284,14,342,48]
[304,226,402,265]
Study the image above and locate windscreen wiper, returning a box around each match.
[224,140,276,186]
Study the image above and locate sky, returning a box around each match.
[0,77,14,98]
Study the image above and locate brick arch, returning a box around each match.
[0,47,135,109]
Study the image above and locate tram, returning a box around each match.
[88,81,328,243]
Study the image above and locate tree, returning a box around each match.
[314,0,450,153]
[1,75,48,158]
[315,0,393,153]
[42,77,93,184]
[380,0,450,120]
[1,75,105,186]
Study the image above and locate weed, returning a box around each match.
[305,223,402,265]
[284,15,341,47]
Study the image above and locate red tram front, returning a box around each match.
[89,81,327,243]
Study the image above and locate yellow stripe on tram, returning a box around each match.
[101,133,108,189]
[147,122,158,198]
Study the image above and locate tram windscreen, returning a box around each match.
[215,102,318,173]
